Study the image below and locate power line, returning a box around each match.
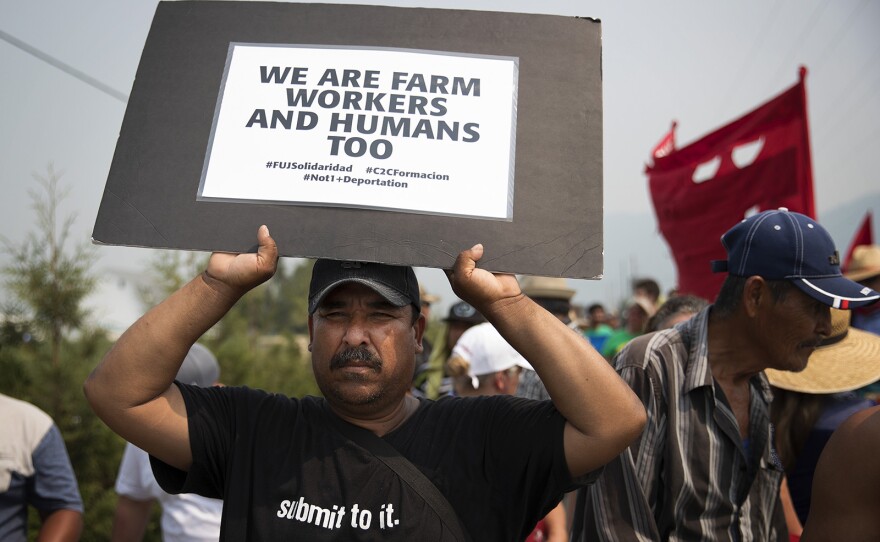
[720,0,784,110]
[819,71,880,153]
[814,38,880,131]
[0,28,128,103]
[772,0,831,86]
[809,0,872,72]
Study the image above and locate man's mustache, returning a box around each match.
[330,347,383,371]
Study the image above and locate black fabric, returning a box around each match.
[320,402,471,541]
[152,386,590,541]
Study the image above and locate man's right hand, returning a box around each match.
[204,225,279,298]
[85,225,281,472]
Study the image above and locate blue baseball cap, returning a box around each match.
[712,208,880,309]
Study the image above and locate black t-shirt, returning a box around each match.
[153,385,593,541]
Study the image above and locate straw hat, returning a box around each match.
[765,308,880,394]
[845,245,880,283]
[419,284,440,305]
[519,276,575,300]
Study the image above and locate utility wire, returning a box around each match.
[820,71,880,151]
[720,0,784,110]
[0,28,128,103]
[823,121,880,187]
[808,0,879,142]
[809,0,872,73]
[771,0,831,86]
[814,39,880,133]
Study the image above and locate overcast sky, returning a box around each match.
[1,0,878,328]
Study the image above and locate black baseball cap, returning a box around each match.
[443,301,485,325]
[308,259,421,314]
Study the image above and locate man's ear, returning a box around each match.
[307,315,314,352]
[743,276,767,318]
[413,312,426,353]
[493,371,507,393]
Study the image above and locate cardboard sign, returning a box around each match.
[92,1,603,279]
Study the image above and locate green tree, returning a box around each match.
[136,250,208,309]
[1,165,123,540]
[138,252,320,397]
[2,165,96,372]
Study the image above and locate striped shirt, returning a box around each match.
[571,307,787,541]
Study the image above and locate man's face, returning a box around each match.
[757,285,832,372]
[445,321,474,352]
[626,306,649,333]
[308,283,425,416]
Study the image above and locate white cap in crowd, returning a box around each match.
[451,322,532,382]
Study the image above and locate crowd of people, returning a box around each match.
[4,208,880,541]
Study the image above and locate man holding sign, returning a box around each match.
[84,226,645,540]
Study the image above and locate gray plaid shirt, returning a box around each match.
[571,307,787,541]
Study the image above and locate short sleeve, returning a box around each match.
[115,443,160,501]
[29,425,83,514]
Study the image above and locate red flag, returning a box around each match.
[647,67,816,302]
[651,121,678,160]
[843,211,874,273]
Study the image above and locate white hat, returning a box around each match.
[451,322,532,378]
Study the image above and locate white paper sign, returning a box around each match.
[198,44,518,220]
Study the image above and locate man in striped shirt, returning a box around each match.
[572,209,880,541]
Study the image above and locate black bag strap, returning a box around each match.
[321,401,471,542]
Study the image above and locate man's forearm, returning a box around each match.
[485,295,646,472]
[37,509,83,542]
[84,272,240,430]
[84,226,278,469]
[110,496,154,542]
[490,297,638,423]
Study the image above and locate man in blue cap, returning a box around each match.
[572,208,879,541]
[85,226,646,541]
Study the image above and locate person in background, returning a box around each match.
[583,303,614,352]
[573,208,880,541]
[514,275,578,402]
[0,393,83,542]
[418,284,440,322]
[111,343,223,542]
[448,321,567,542]
[447,321,531,398]
[633,277,663,307]
[413,284,441,377]
[765,308,880,531]
[800,404,880,541]
[510,275,583,533]
[600,295,656,360]
[412,300,484,399]
[845,244,880,335]
[645,294,709,333]
[844,244,880,401]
